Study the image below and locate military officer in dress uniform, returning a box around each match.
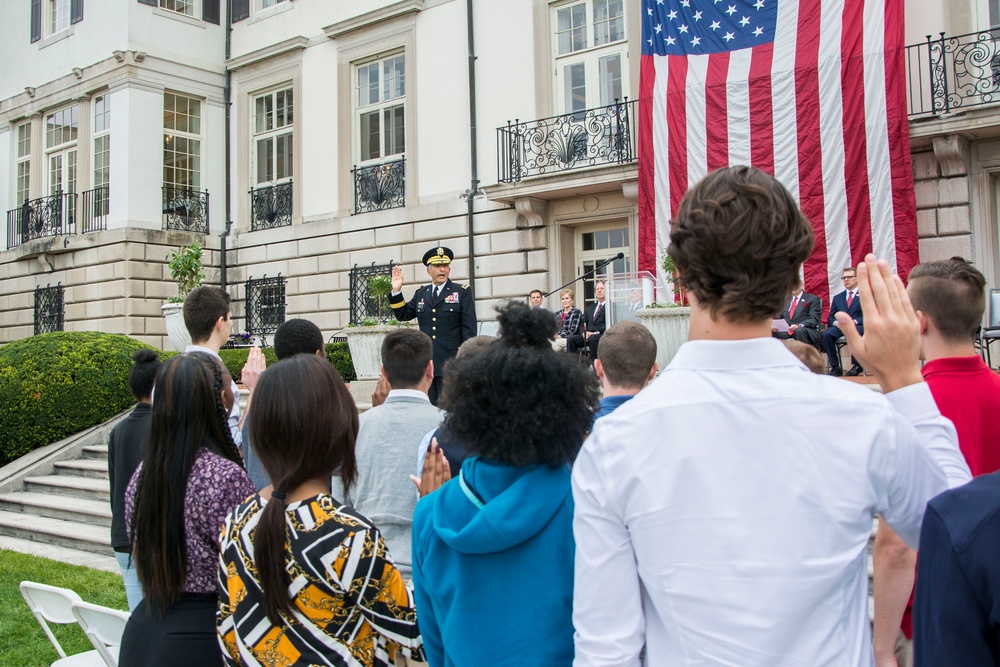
[389,246,477,404]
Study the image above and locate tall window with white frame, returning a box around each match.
[251,87,293,230]
[48,0,71,34]
[160,0,194,16]
[553,0,627,116]
[163,93,207,232]
[16,123,31,207]
[45,105,78,233]
[353,53,406,214]
[88,95,111,232]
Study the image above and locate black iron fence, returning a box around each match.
[5,192,77,250]
[34,283,64,335]
[249,180,293,231]
[245,274,286,343]
[352,158,405,214]
[349,262,395,325]
[162,186,209,233]
[81,186,109,233]
[497,99,637,183]
[907,31,1000,116]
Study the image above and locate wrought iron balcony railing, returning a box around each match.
[5,191,77,250]
[249,180,293,231]
[907,30,1000,117]
[34,283,64,335]
[162,186,209,233]
[81,186,109,233]
[349,262,395,324]
[245,274,287,342]
[497,99,637,184]
[352,158,405,214]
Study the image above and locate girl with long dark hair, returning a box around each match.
[217,354,424,666]
[120,352,254,666]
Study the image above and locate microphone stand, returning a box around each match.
[544,256,620,298]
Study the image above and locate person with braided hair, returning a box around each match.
[217,354,424,667]
[120,353,254,667]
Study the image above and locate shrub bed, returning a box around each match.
[216,342,356,384]
[0,332,154,466]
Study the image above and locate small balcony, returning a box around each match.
[497,99,637,184]
[907,30,1000,117]
[162,186,209,233]
[352,157,406,214]
[6,192,77,250]
[81,186,109,234]
[249,180,293,231]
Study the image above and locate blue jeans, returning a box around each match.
[115,551,143,612]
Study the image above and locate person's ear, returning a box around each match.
[593,359,606,380]
[425,360,434,379]
[646,362,659,384]
[915,310,929,336]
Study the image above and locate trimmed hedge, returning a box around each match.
[216,342,356,384]
[0,332,154,466]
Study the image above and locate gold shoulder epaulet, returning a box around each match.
[461,283,469,289]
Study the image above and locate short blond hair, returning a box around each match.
[559,288,574,300]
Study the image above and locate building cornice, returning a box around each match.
[322,0,424,40]
[226,36,310,70]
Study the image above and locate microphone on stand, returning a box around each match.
[597,252,625,269]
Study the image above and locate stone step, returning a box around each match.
[54,459,109,479]
[0,536,118,573]
[0,491,112,527]
[0,510,112,557]
[81,444,108,460]
[24,475,110,502]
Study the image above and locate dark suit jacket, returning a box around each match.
[827,289,863,328]
[584,300,608,334]
[781,291,821,330]
[389,279,477,377]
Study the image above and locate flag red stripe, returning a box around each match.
[748,43,775,174]
[667,55,689,217]
[793,0,830,311]
[839,0,874,265]
[638,54,658,275]
[705,51,730,171]
[883,0,919,281]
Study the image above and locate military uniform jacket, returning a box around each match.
[390,279,477,377]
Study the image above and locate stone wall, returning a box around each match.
[912,136,975,263]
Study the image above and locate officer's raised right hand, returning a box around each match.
[391,265,404,293]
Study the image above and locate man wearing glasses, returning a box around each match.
[822,267,865,376]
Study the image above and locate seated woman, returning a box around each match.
[552,287,585,353]
[411,301,599,666]
[217,353,424,667]
[121,353,254,667]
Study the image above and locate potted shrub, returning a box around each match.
[635,251,692,369]
[162,240,205,352]
[344,273,407,381]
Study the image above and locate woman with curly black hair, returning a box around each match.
[411,300,599,666]
[120,352,253,666]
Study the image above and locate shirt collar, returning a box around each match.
[668,337,809,372]
[386,388,431,402]
[184,344,221,360]
[922,355,988,377]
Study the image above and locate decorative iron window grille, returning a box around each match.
[5,192,77,250]
[81,186,109,233]
[352,158,405,214]
[245,274,286,343]
[162,186,209,233]
[34,283,65,335]
[906,31,1000,117]
[349,262,395,325]
[249,180,293,231]
[497,99,637,184]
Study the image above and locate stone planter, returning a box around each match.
[162,302,191,353]
[636,306,692,370]
[344,325,397,381]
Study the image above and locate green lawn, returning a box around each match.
[0,550,127,666]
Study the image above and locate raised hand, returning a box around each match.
[391,265,404,293]
[241,346,267,392]
[410,439,451,498]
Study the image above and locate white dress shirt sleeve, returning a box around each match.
[872,383,970,549]
[572,429,645,667]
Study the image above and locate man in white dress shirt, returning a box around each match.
[571,166,970,667]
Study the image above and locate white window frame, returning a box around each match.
[159,0,195,17]
[577,221,632,308]
[93,95,111,218]
[47,0,71,36]
[44,105,78,198]
[163,92,202,191]
[257,0,287,10]
[552,0,628,115]
[354,52,406,166]
[16,122,31,205]
[252,86,294,186]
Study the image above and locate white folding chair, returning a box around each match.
[71,601,130,667]
[19,581,106,666]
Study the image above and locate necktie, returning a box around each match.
[789,297,798,317]
[847,291,854,307]
[594,303,603,319]
[434,286,441,299]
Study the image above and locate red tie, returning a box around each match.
[847,291,854,307]
[789,297,798,317]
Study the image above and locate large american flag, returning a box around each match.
[638,0,918,311]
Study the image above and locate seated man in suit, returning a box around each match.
[772,277,821,346]
[821,266,864,376]
[583,281,609,358]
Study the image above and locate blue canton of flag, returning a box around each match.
[642,0,778,56]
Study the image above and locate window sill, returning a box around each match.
[152,7,206,28]
[38,26,75,49]
[248,0,293,25]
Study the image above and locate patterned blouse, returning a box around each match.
[217,493,425,667]
[125,448,255,594]
[558,307,584,338]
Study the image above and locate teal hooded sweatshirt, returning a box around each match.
[411,456,575,667]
